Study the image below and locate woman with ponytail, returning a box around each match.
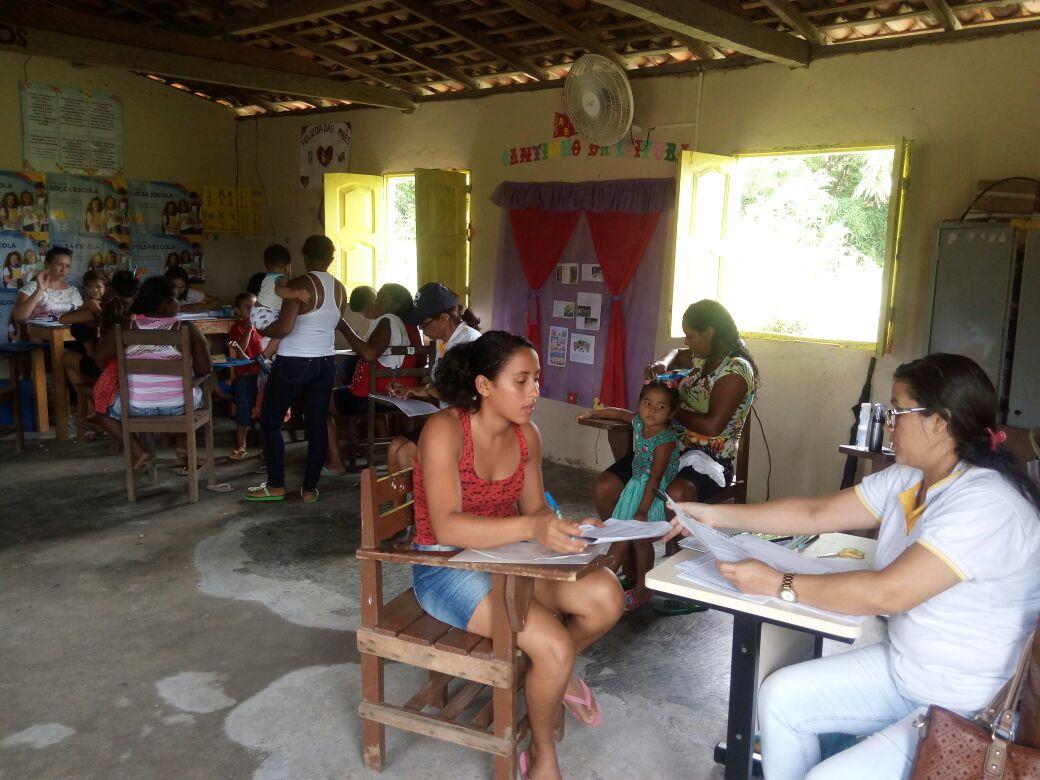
[412,331,624,780]
[662,353,1040,779]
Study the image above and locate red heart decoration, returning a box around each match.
[299,175,310,187]
[316,146,334,167]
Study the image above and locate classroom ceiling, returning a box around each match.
[35,0,1040,116]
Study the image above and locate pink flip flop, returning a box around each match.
[519,750,530,780]
[562,677,604,726]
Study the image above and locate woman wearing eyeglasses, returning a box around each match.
[663,352,1040,779]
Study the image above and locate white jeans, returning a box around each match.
[759,642,935,780]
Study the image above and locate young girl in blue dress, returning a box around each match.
[577,378,681,610]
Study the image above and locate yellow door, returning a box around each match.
[415,169,468,301]
[876,138,911,357]
[323,173,384,292]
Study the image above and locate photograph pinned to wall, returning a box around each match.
[0,171,49,235]
[101,178,131,237]
[300,122,351,189]
[553,300,575,318]
[127,181,199,236]
[129,235,196,279]
[548,325,568,367]
[1,233,48,290]
[569,332,596,365]
[556,263,579,285]
[581,263,603,282]
[576,291,602,331]
[47,174,120,235]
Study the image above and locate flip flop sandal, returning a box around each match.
[562,677,603,727]
[254,464,268,474]
[624,589,652,613]
[652,596,709,616]
[174,463,205,476]
[206,483,233,493]
[299,487,319,504]
[243,482,285,502]
[321,466,346,477]
[519,750,530,780]
[228,448,248,460]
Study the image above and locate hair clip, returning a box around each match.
[986,427,1007,452]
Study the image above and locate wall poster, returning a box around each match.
[21,83,124,176]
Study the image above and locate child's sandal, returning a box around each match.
[229,447,248,460]
[624,589,652,612]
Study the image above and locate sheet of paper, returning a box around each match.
[450,540,608,565]
[668,501,746,562]
[369,393,440,418]
[176,311,225,320]
[575,291,602,331]
[25,317,62,326]
[568,332,595,365]
[578,518,672,543]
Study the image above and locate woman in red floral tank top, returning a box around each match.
[412,331,624,780]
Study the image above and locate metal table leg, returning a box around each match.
[725,613,762,780]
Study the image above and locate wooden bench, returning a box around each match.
[357,467,609,778]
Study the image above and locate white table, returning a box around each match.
[646,533,877,780]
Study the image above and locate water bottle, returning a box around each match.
[867,403,885,452]
[855,402,871,448]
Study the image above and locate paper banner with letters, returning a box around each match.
[300,122,351,188]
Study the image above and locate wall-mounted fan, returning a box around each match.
[563,53,634,146]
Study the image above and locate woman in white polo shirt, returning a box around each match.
[663,352,1040,779]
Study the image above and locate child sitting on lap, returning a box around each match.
[577,378,681,611]
[250,244,310,353]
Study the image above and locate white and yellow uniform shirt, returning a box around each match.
[856,463,1040,712]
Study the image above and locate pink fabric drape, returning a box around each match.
[586,210,662,408]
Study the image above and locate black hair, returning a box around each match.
[44,246,72,265]
[893,353,1040,509]
[109,270,139,300]
[263,244,291,269]
[102,270,140,330]
[164,265,191,299]
[234,291,255,308]
[131,276,176,317]
[82,269,109,287]
[434,331,535,412]
[459,308,482,330]
[302,235,334,263]
[246,271,266,296]
[376,283,414,318]
[349,285,376,312]
[683,299,759,382]
[639,378,680,411]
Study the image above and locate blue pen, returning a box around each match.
[544,492,595,543]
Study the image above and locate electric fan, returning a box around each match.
[563,53,634,146]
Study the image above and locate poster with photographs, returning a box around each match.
[128,181,202,236]
[47,174,126,237]
[548,326,568,368]
[555,263,579,285]
[576,291,602,331]
[0,171,49,236]
[569,333,596,365]
[21,83,124,176]
[581,263,603,282]
[130,235,199,279]
[552,300,574,319]
[1,233,48,290]
[1,287,18,342]
[50,232,107,284]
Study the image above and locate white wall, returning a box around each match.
[237,29,1040,499]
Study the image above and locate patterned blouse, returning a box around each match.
[677,355,757,462]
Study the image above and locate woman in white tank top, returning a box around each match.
[245,236,346,503]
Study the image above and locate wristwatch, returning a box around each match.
[778,573,798,603]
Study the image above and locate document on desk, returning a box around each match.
[176,311,225,320]
[669,502,746,562]
[578,518,673,544]
[451,540,609,565]
[25,317,61,327]
[369,393,440,418]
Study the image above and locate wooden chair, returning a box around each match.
[0,350,26,453]
[115,325,216,503]
[357,467,608,778]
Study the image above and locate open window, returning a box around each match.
[669,142,910,355]
[324,169,470,300]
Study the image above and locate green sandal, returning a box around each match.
[243,482,285,502]
[300,487,319,504]
[652,596,709,616]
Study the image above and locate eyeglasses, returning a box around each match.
[883,406,928,428]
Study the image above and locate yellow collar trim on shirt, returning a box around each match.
[898,468,966,535]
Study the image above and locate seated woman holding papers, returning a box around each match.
[663,353,1040,780]
[412,331,623,780]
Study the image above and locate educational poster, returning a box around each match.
[130,235,196,279]
[0,233,47,290]
[101,177,131,237]
[299,122,351,189]
[548,326,568,368]
[556,263,578,284]
[47,174,120,235]
[581,263,603,282]
[576,291,602,331]
[50,232,106,284]
[127,180,200,236]
[237,187,266,235]
[0,171,48,236]
[569,333,596,365]
[21,83,124,176]
[201,185,239,233]
[553,300,574,318]
[1,288,17,342]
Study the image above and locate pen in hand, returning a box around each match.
[544,492,595,543]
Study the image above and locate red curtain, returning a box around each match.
[586,211,661,408]
[508,208,580,357]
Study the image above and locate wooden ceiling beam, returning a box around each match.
[594,0,811,66]
[269,30,428,96]
[195,0,375,38]
[670,32,727,59]
[392,0,554,80]
[498,0,631,69]
[763,0,828,45]
[327,16,484,89]
[0,2,416,111]
[921,0,964,30]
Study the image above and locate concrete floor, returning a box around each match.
[1,424,750,779]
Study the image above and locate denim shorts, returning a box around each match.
[108,394,202,420]
[413,555,493,631]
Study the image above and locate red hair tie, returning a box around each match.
[987,427,1007,452]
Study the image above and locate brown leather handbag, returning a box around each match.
[911,632,1040,779]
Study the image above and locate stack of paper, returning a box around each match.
[451,540,609,565]
[577,518,673,543]
[370,393,440,417]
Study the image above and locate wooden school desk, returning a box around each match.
[25,321,71,440]
[646,533,878,780]
[837,444,895,476]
